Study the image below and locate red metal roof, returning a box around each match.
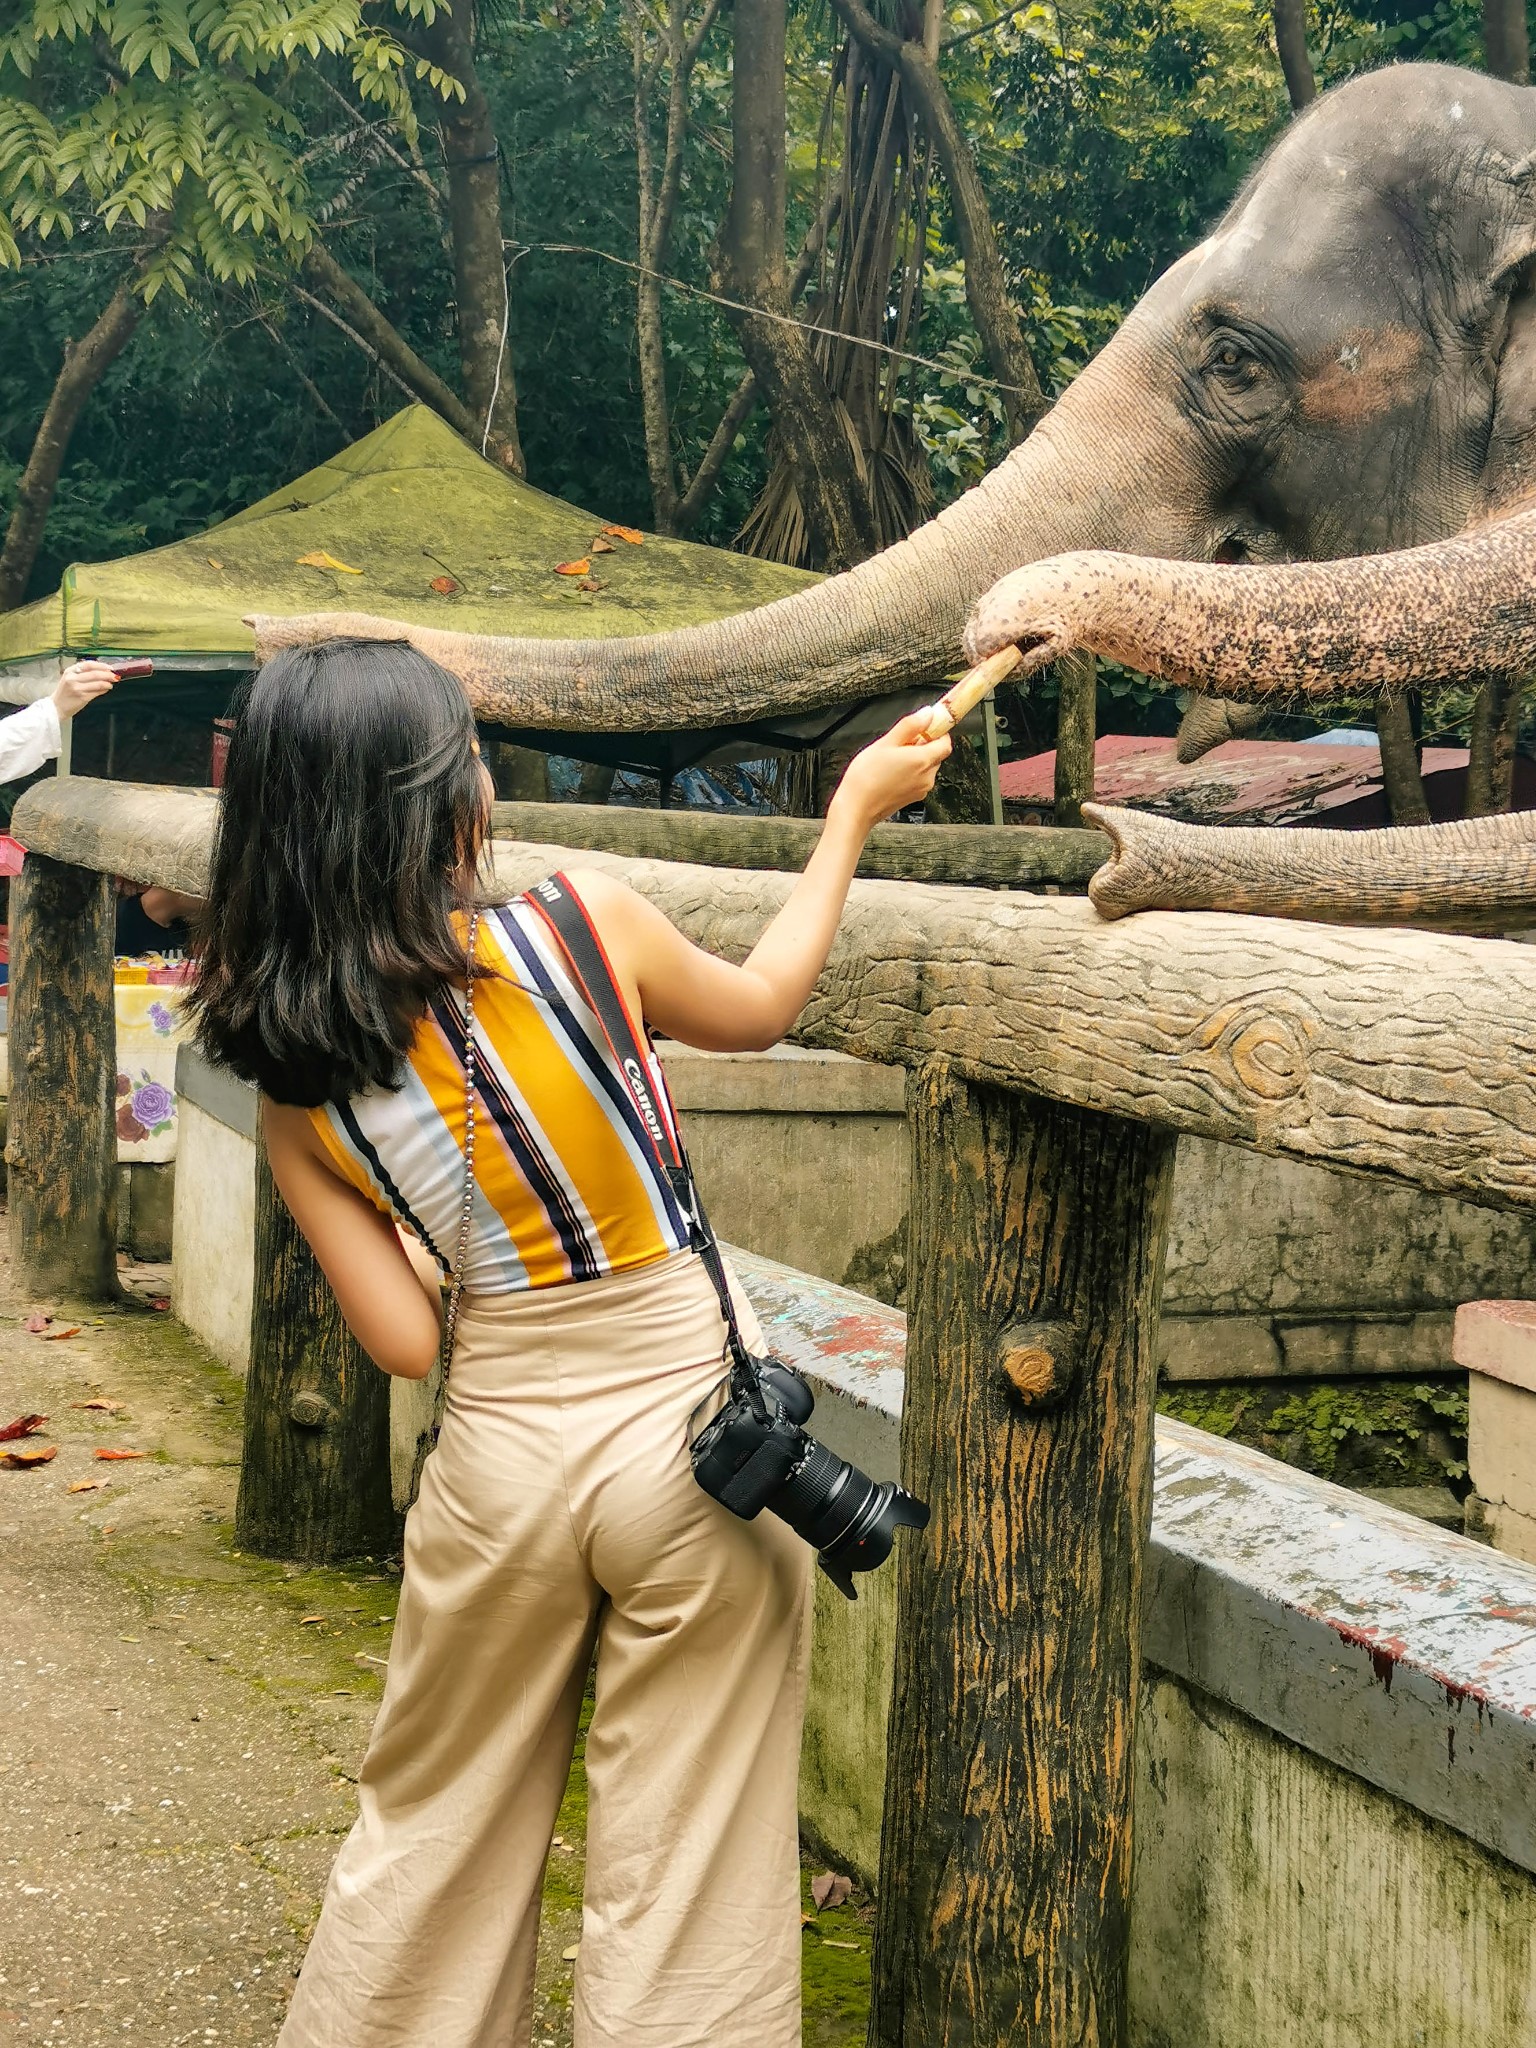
[996,734,1521,828]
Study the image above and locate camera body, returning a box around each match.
[690,1352,928,1599]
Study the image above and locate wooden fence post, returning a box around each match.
[235,1127,397,1561]
[869,1059,1177,2048]
[7,854,118,1300]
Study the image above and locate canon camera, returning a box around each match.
[689,1352,928,1598]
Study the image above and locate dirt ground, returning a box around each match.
[0,1245,871,2046]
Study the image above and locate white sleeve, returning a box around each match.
[0,696,62,785]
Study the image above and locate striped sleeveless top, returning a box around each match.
[308,890,692,1294]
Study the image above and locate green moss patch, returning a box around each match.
[1158,1375,1469,1491]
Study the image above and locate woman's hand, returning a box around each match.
[52,661,117,720]
[826,710,951,833]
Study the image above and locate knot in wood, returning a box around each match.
[997,1320,1082,1411]
[289,1388,335,1430]
[1195,997,1316,1106]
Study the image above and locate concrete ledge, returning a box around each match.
[735,1251,1536,1880]
[175,1042,258,1141]
[659,1041,906,1115]
[1455,1299,1536,1394]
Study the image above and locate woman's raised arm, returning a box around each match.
[577,709,951,1053]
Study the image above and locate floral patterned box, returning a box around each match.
[113,966,192,1164]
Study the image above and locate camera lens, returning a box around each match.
[776,1442,929,1600]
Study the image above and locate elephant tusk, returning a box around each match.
[1083,802,1536,927]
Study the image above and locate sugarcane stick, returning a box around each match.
[918,646,1025,740]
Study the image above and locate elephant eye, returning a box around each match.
[1207,338,1253,378]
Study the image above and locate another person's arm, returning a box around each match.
[574,709,951,1051]
[0,660,117,784]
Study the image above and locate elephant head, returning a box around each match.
[252,62,1536,739]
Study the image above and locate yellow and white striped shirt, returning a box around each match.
[309,892,691,1293]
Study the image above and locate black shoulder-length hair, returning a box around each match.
[187,636,491,1107]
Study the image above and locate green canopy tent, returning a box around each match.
[0,405,912,785]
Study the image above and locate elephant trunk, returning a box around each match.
[964,500,1536,702]
[1085,802,1536,927]
[248,313,1212,730]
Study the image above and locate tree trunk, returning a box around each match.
[416,5,525,472]
[1466,674,1525,816]
[6,857,118,1301]
[1271,0,1318,110]
[869,1061,1176,2047]
[0,280,145,612]
[1485,0,1531,83]
[236,1129,397,1562]
[301,246,518,472]
[718,0,880,569]
[1376,696,1431,826]
[1053,650,1097,826]
[829,0,1045,446]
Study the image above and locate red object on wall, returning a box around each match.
[210,718,235,788]
[0,834,26,877]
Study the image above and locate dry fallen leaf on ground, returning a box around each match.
[810,1872,852,1912]
[554,558,591,577]
[40,1325,82,1342]
[0,1413,47,1441]
[2,1445,58,1468]
[578,578,603,593]
[296,550,362,575]
[589,536,615,554]
[23,1312,51,1334]
[94,1448,146,1461]
[74,1399,125,1414]
[67,1479,105,1494]
[429,575,459,595]
[601,524,644,544]
[300,1614,325,1626]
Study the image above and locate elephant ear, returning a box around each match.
[1482,163,1536,511]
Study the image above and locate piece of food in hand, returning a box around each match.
[107,659,154,680]
[917,646,1025,740]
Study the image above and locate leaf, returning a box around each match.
[148,1298,170,1312]
[601,524,644,545]
[300,1614,325,1626]
[296,551,362,575]
[207,557,223,569]
[41,1325,82,1341]
[811,1872,852,1912]
[0,1413,47,1441]
[554,558,591,576]
[74,1399,125,1413]
[429,574,459,595]
[589,537,615,554]
[2,1445,57,1467]
[94,1448,146,1461]
[67,1479,105,1494]
[578,578,603,593]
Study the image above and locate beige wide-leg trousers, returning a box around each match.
[278,1250,813,2048]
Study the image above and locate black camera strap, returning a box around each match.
[523,873,757,1381]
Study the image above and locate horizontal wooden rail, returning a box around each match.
[488,800,1106,890]
[15,776,1536,1212]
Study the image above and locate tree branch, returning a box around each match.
[828,0,1045,444]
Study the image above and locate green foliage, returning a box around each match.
[0,0,462,289]
[1158,1374,1470,1489]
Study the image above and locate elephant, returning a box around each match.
[252,61,1536,784]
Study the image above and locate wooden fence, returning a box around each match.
[11,771,1536,2048]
